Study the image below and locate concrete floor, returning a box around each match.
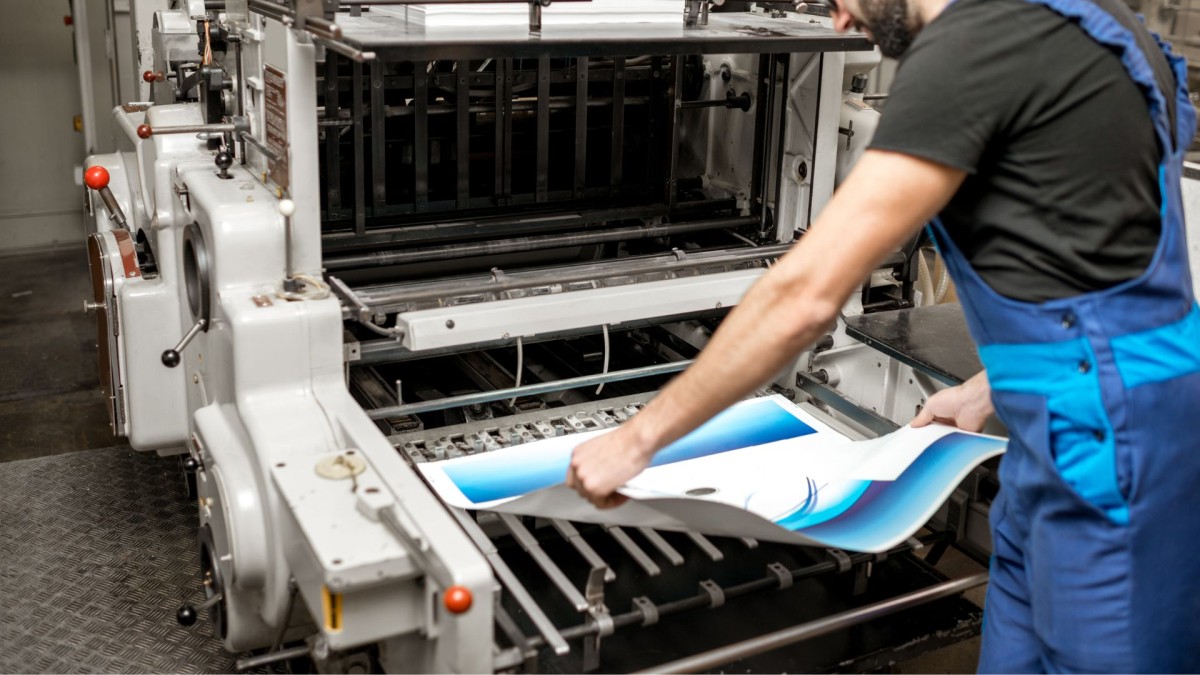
[0,246,117,462]
[0,246,988,673]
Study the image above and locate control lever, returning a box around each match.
[176,590,223,626]
[162,318,207,368]
[83,166,128,230]
[136,116,249,139]
[142,70,165,83]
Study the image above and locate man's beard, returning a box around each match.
[860,0,919,58]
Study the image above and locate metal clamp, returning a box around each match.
[632,596,659,627]
[767,562,793,590]
[700,579,725,609]
[826,548,852,573]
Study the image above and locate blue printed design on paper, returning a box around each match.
[775,432,1003,550]
[444,397,817,504]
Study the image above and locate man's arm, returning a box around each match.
[567,150,967,507]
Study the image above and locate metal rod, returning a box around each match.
[666,55,682,208]
[552,519,616,582]
[638,527,684,566]
[606,526,661,577]
[323,216,758,270]
[312,35,376,63]
[352,60,366,235]
[449,509,570,655]
[370,59,386,216]
[368,361,690,419]
[234,644,311,671]
[536,55,550,202]
[499,514,589,612]
[456,59,470,208]
[757,55,777,234]
[610,56,625,196]
[149,122,239,135]
[686,532,724,562]
[795,371,898,437]
[414,61,430,211]
[640,574,988,673]
[354,243,789,307]
[574,56,588,199]
[770,54,790,238]
[324,52,342,213]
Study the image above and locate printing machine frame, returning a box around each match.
[80,0,995,671]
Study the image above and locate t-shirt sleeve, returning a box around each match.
[868,18,1030,174]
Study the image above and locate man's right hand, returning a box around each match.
[911,371,993,432]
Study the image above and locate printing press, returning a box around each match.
[80,0,995,670]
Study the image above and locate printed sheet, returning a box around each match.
[418,395,1005,553]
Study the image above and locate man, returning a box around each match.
[566,0,1200,670]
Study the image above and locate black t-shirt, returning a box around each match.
[869,0,1173,302]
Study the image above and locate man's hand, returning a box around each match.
[911,371,993,432]
[567,426,655,509]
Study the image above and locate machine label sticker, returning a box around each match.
[418,395,1006,553]
[264,64,289,190]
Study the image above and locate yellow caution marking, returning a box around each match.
[322,585,343,633]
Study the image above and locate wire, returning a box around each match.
[202,20,213,65]
[509,336,524,406]
[595,324,611,396]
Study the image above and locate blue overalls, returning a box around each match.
[925,1,1200,671]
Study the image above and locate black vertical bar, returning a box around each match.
[352,60,366,235]
[324,53,341,218]
[414,61,429,212]
[370,59,386,216]
[758,55,777,234]
[610,56,625,197]
[749,54,771,227]
[536,56,550,202]
[494,58,504,204]
[807,54,824,230]
[772,54,791,241]
[574,56,588,199]
[666,55,682,209]
[457,59,470,208]
[502,58,514,204]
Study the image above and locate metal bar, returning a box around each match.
[356,243,789,307]
[637,527,684,566]
[536,55,550,202]
[740,537,759,549]
[494,606,533,666]
[639,574,988,674]
[494,57,505,204]
[311,36,375,63]
[605,526,660,576]
[448,509,570,655]
[795,371,898,437]
[806,53,823,228]
[234,645,311,671]
[551,520,616,582]
[324,52,342,215]
[370,59,387,216]
[648,56,663,197]
[352,60,366,235]
[368,361,691,419]
[686,532,724,562]
[574,56,588,199]
[324,216,757,270]
[499,514,589,612]
[771,54,790,238]
[610,56,625,196]
[666,55,682,208]
[456,59,470,208]
[749,54,770,228]
[414,61,429,212]
[502,57,514,203]
[757,55,777,233]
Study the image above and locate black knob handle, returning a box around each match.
[215,151,233,179]
[182,455,200,472]
[177,604,198,626]
[162,349,181,368]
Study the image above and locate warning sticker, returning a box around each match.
[264,64,289,191]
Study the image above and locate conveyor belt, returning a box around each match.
[0,447,255,673]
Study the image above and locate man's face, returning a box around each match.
[827,0,921,59]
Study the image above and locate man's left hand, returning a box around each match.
[567,427,655,509]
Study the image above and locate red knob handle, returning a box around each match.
[84,166,110,191]
[142,70,157,83]
[443,585,473,614]
[137,124,153,139]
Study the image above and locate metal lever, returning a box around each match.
[83,166,128,229]
[136,115,250,139]
[162,318,207,368]
[176,590,223,626]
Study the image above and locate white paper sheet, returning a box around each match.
[418,395,1006,552]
